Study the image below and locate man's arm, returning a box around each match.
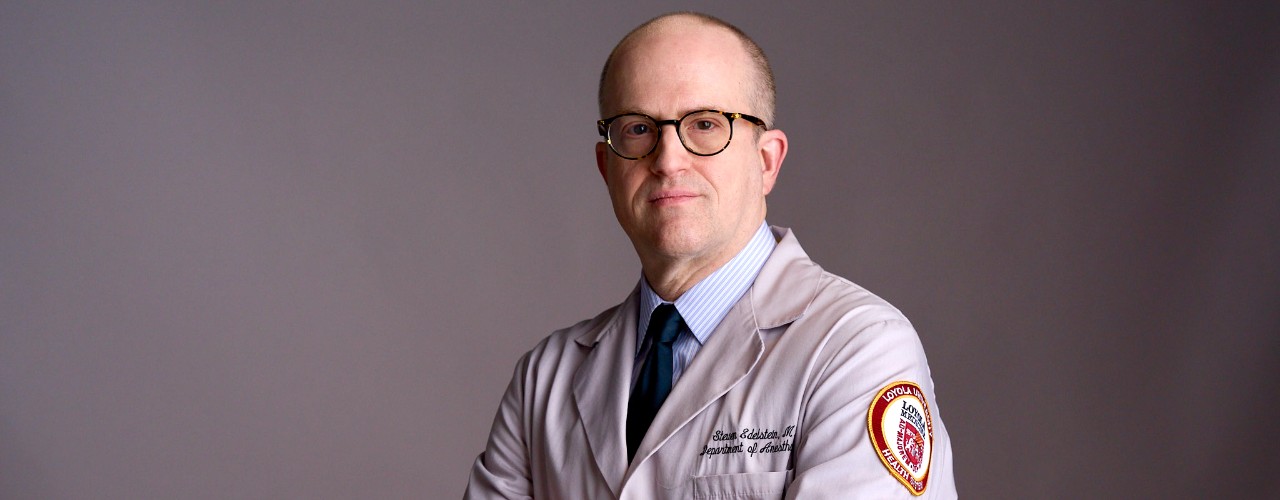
[786,319,957,499]
[464,354,534,500]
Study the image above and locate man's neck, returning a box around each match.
[638,224,766,302]
[641,257,727,302]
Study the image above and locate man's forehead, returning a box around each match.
[606,71,751,119]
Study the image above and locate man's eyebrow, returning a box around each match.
[610,105,726,118]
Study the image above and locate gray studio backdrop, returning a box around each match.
[2,2,1277,498]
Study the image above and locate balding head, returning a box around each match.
[598,12,776,128]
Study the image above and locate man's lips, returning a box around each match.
[648,190,699,204]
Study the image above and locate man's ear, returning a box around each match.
[758,129,788,195]
[596,142,609,183]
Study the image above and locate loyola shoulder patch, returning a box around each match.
[867,381,933,495]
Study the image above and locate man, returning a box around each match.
[466,12,955,499]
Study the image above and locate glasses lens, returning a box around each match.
[607,114,658,159]
[679,111,733,155]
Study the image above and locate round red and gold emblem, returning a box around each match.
[867,381,933,496]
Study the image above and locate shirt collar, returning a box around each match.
[637,222,778,351]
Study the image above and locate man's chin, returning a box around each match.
[644,229,712,260]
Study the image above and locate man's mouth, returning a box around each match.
[649,189,699,204]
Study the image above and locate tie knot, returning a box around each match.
[648,304,683,345]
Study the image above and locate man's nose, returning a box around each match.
[649,124,692,175]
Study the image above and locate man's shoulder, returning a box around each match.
[778,268,933,376]
[547,301,626,344]
[761,234,911,330]
[751,228,917,339]
[519,297,631,365]
[808,269,912,327]
[758,247,920,346]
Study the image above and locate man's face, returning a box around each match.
[596,21,783,274]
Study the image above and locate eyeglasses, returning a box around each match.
[597,109,767,160]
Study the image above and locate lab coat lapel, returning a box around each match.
[627,292,764,469]
[571,290,639,495]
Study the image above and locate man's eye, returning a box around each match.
[693,120,717,131]
[625,123,651,135]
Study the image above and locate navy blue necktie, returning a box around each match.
[627,303,683,461]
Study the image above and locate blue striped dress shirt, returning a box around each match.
[633,222,778,387]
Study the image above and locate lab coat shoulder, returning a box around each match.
[775,270,957,498]
[523,300,623,379]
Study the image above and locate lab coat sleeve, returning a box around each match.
[785,319,957,499]
[464,352,535,500]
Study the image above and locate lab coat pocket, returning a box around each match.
[691,469,792,499]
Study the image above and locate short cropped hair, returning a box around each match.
[597,12,777,128]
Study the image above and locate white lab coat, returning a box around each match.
[466,227,956,499]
